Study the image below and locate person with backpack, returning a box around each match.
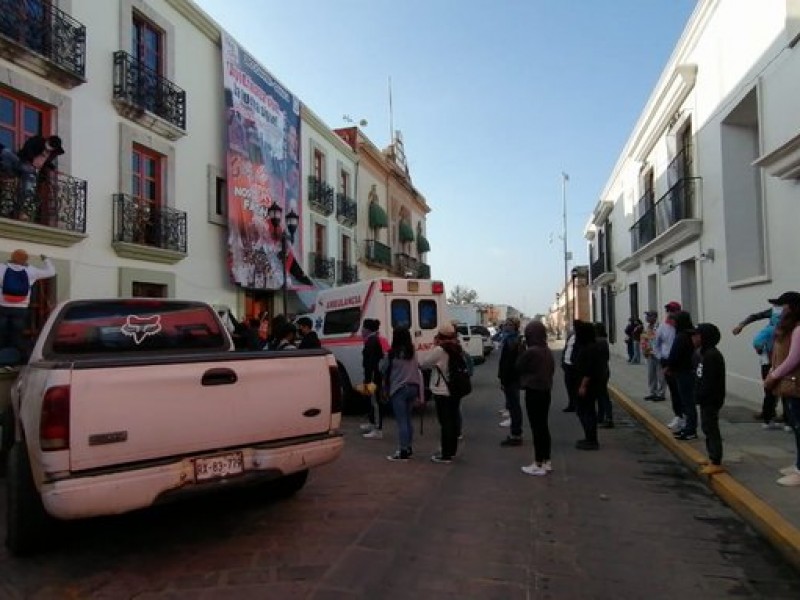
[381,327,424,461]
[419,323,472,464]
[0,249,56,364]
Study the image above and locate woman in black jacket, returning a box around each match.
[573,320,603,450]
[666,310,697,440]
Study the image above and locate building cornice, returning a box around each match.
[754,129,800,179]
[165,0,221,44]
[300,105,358,160]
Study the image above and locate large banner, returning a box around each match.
[221,32,311,291]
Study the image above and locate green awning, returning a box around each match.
[417,234,431,253]
[369,202,388,229]
[399,221,415,242]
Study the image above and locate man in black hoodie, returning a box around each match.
[691,323,727,475]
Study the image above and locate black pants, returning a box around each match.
[664,370,683,418]
[576,389,598,443]
[700,404,723,465]
[434,393,461,459]
[563,366,580,410]
[524,388,551,463]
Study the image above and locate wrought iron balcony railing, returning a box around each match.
[364,239,392,267]
[309,252,335,280]
[590,254,609,282]
[395,253,419,278]
[113,51,186,131]
[417,262,431,280]
[113,194,187,253]
[0,0,86,81]
[307,176,334,216]
[0,171,86,232]
[630,177,699,252]
[667,145,694,182]
[634,189,654,222]
[337,260,359,284]
[336,192,357,227]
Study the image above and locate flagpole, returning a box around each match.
[562,172,570,335]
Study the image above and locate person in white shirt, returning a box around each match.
[654,301,683,430]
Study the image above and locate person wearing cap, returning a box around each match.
[641,310,666,402]
[666,310,698,440]
[418,323,465,463]
[691,323,727,475]
[763,291,800,486]
[360,318,386,439]
[654,301,685,431]
[732,301,787,427]
[0,249,56,364]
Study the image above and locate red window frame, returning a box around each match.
[339,170,349,196]
[313,150,324,181]
[0,88,52,154]
[314,223,325,256]
[132,13,163,75]
[132,144,163,208]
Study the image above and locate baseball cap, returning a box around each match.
[768,291,800,306]
[644,310,658,317]
[664,301,682,313]
[437,323,456,337]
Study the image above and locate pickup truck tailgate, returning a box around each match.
[67,354,334,471]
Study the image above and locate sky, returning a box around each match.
[194,0,697,318]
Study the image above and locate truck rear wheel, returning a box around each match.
[270,469,308,498]
[6,443,52,556]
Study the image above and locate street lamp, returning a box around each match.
[561,172,571,332]
[267,201,299,313]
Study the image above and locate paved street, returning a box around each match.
[0,350,798,599]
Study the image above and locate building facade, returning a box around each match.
[585,0,800,402]
[0,0,432,348]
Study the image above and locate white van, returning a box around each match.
[305,278,448,412]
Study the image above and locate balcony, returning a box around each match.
[364,239,392,268]
[112,51,187,140]
[590,254,615,287]
[307,176,334,216]
[417,262,431,280]
[395,253,419,278]
[309,252,335,281]
[0,171,86,246]
[336,192,357,227]
[0,0,86,87]
[622,177,702,270]
[337,260,358,284]
[112,194,187,264]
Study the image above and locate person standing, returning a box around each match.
[273,322,298,350]
[667,311,698,440]
[764,291,800,486]
[593,322,613,428]
[574,321,602,450]
[624,317,637,363]
[560,322,579,412]
[498,317,525,447]
[641,311,666,401]
[361,318,386,439]
[381,327,423,461]
[655,301,683,430]
[0,249,56,363]
[692,323,727,475]
[419,323,464,464]
[296,316,322,349]
[516,321,555,476]
[631,317,644,364]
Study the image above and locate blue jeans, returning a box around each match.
[503,382,522,437]
[391,384,419,452]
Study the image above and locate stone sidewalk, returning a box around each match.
[606,352,800,571]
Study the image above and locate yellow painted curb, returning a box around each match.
[610,384,800,572]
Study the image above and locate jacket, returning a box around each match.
[666,312,695,373]
[498,332,523,385]
[362,333,384,384]
[693,324,726,408]
[419,340,461,397]
[516,321,554,391]
[298,331,321,349]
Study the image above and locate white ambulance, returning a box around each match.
[304,278,448,412]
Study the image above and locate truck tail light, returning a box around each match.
[40,385,70,451]
[329,366,342,414]
[380,279,394,293]
[432,281,444,294]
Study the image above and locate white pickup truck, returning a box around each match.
[4,298,344,555]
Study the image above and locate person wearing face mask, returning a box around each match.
[733,301,787,429]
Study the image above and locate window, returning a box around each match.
[391,299,412,329]
[132,282,168,298]
[418,300,438,330]
[313,149,324,181]
[322,307,361,335]
[214,177,227,218]
[339,169,349,195]
[0,89,51,152]
[315,222,326,255]
[341,233,351,265]
[131,144,164,244]
[132,13,162,75]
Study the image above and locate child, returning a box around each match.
[692,323,727,475]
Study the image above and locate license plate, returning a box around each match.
[194,452,244,482]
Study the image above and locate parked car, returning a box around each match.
[455,323,484,365]
[469,325,494,357]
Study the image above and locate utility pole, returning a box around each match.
[562,172,570,335]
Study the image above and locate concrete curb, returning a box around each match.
[609,384,800,572]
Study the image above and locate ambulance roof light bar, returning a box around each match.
[380,280,394,293]
[432,281,444,294]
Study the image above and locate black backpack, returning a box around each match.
[438,347,472,399]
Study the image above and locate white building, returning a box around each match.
[0,0,431,346]
[586,0,800,402]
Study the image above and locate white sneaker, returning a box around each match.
[780,465,799,475]
[359,423,375,432]
[785,425,794,433]
[499,418,511,427]
[363,429,383,439]
[498,409,510,417]
[763,421,783,430]
[777,471,800,486]
[541,460,553,472]
[521,464,547,476]
[666,416,682,430]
